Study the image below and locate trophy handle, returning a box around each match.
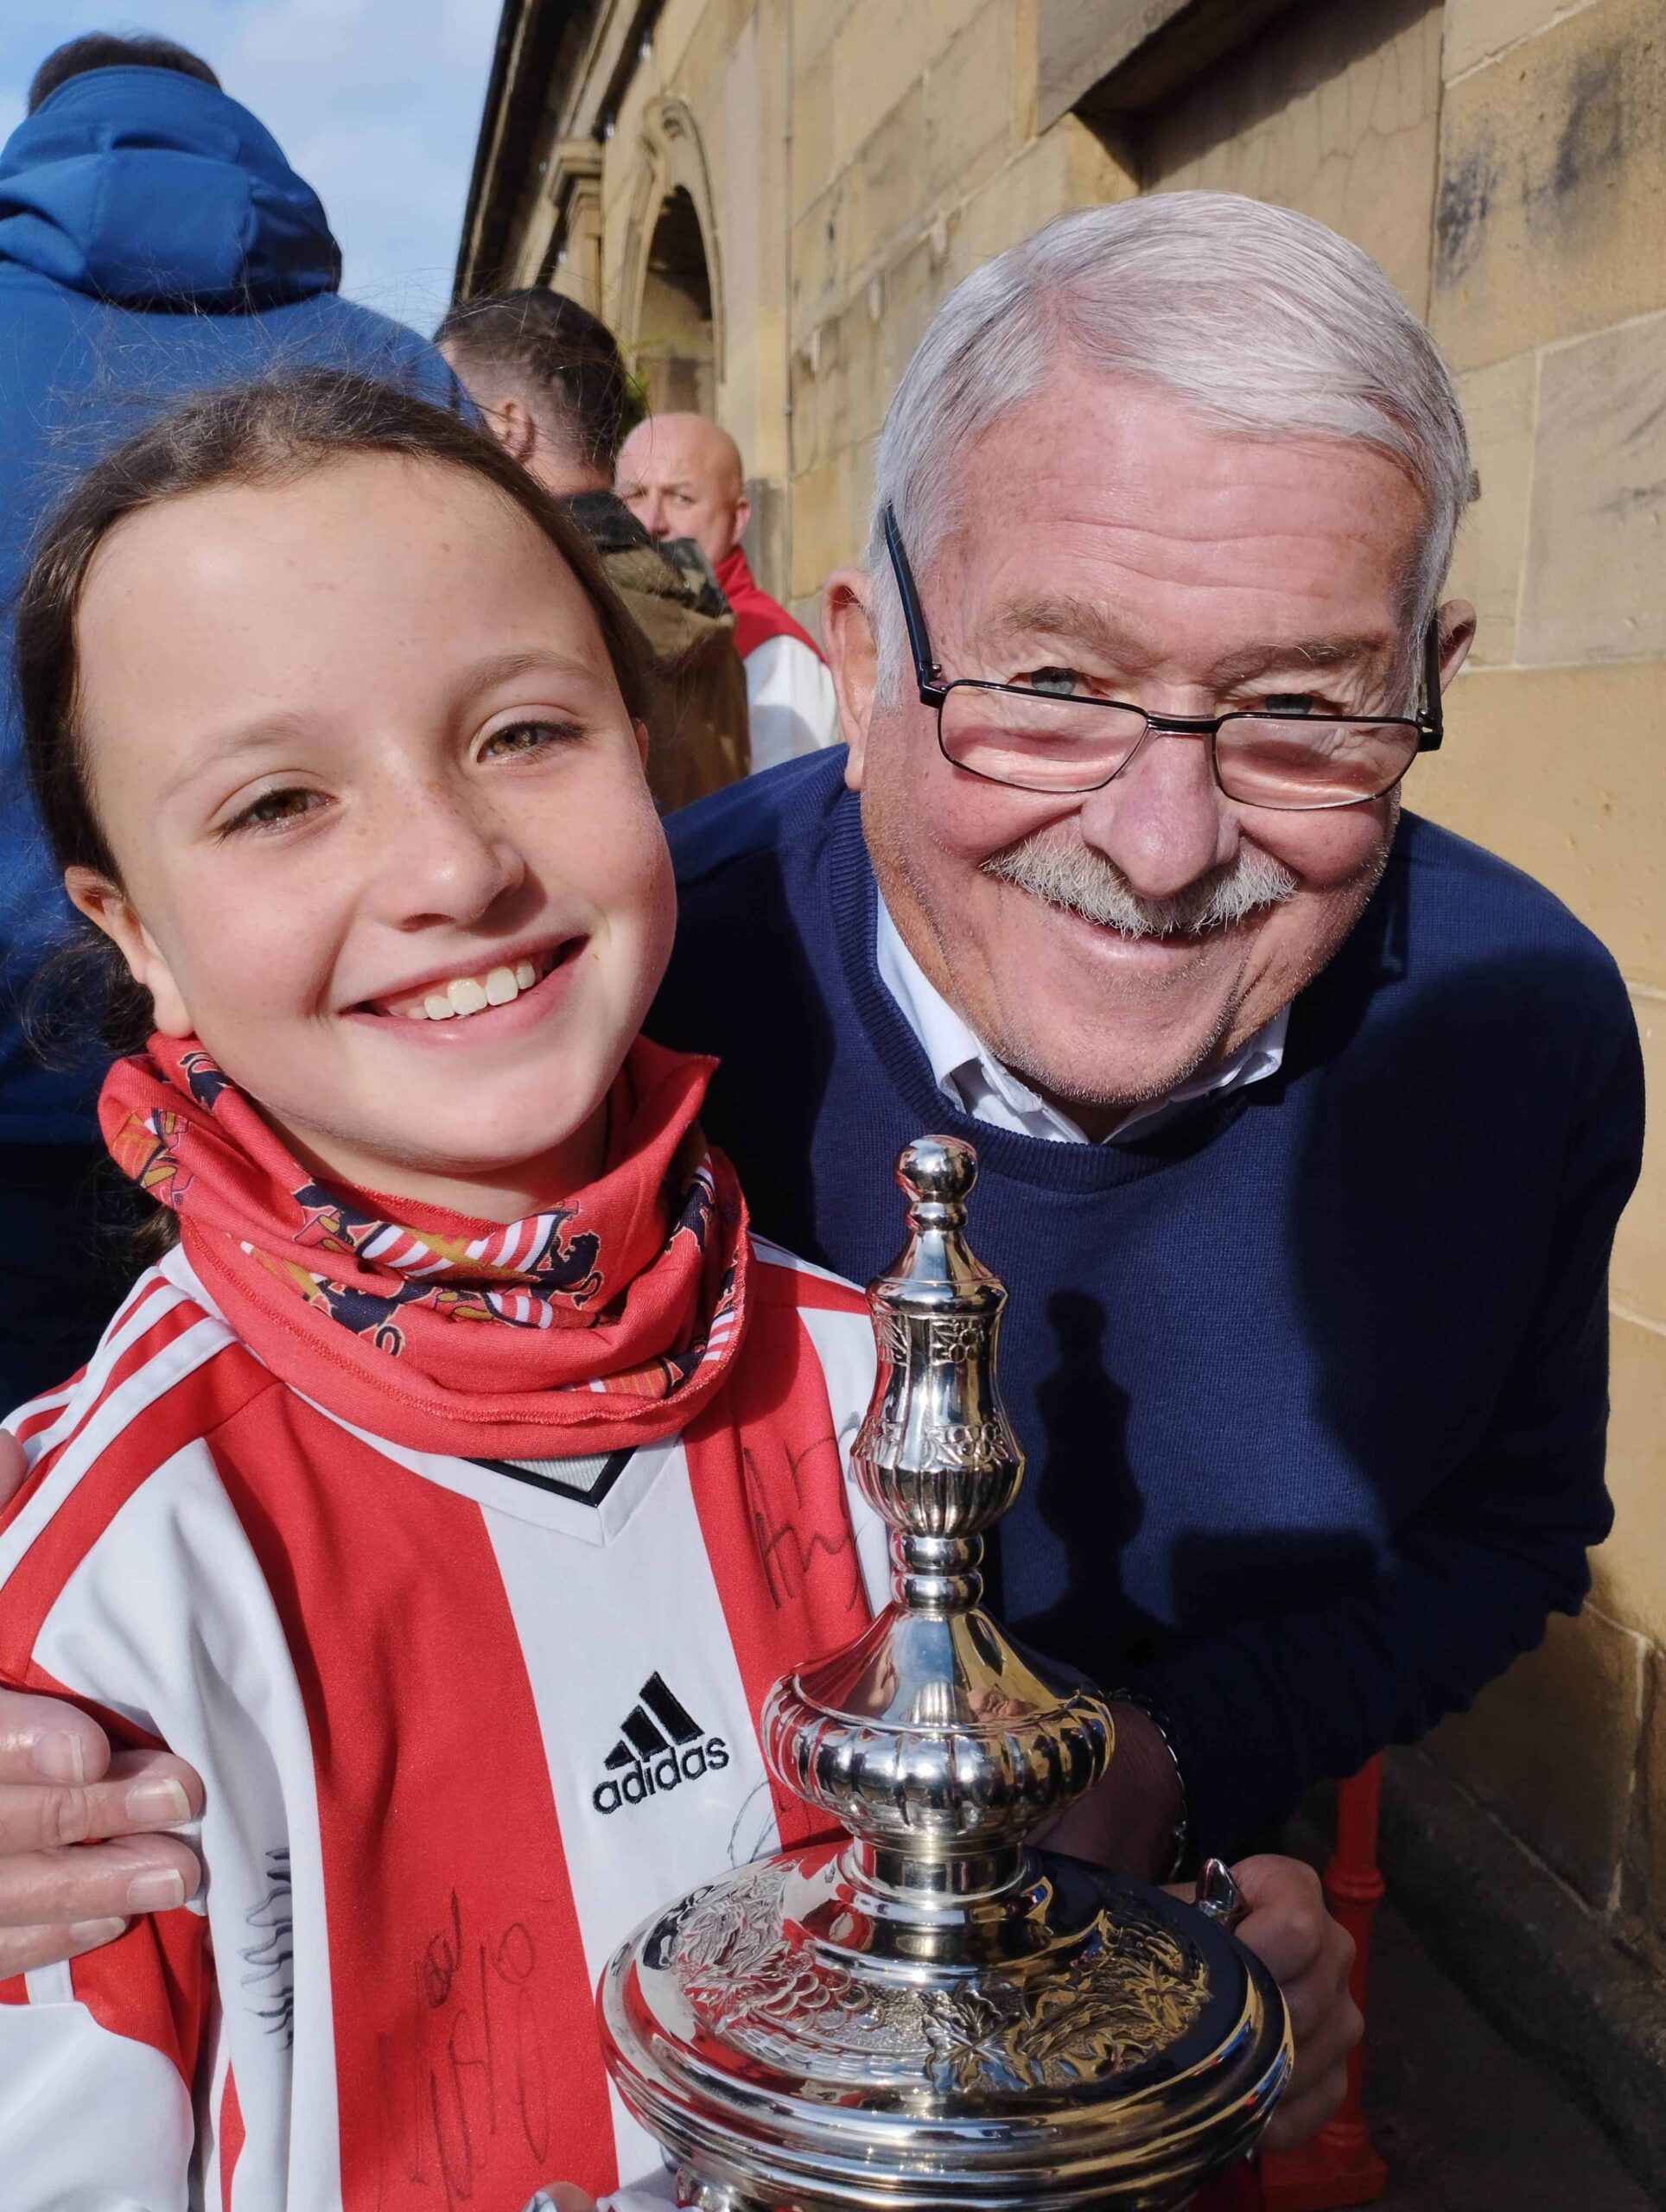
[1193,1856,1249,1931]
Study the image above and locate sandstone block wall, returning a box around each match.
[1411,0,1666,1971]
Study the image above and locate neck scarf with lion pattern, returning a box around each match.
[99,1034,748,1459]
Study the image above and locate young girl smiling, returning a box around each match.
[0,372,887,2210]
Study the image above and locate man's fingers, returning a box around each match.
[0,1833,200,1930]
[522,2189,596,2212]
[1229,1854,1336,1989]
[1275,1958,1363,2073]
[0,1428,27,1510]
[1212,1853,1361,2152]
[1262,1927,1358,2049]
[1302,1986,1364,2075]
[0,1687,114,1788]
[1262,2062,1350,2152]
[0,1748,203,1856]
[0,1916,131,1980]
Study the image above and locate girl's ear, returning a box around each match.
[65,868,192,1039]
[632,717,651,774]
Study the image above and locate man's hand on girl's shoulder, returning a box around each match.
[0,1427,206,1976]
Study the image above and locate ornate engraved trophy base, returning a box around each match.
[601,1835,1288,2211]
[600,1140,1292,2211]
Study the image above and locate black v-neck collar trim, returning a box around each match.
[467,1446,635,1507]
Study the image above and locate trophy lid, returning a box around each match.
[600,1139,1290,2211]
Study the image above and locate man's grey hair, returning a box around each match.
[867,191,1472,695]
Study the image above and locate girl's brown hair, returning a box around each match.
[17,365,653,1058]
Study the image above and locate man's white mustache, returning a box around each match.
[981,834,1299,940]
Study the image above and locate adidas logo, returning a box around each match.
[592,1671,729,1815]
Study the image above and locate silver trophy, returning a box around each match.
[601,1137,1291,2209]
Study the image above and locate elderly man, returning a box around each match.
[617,412,842,770]
[0,193,1641,2156]
[652,190,1640,1873]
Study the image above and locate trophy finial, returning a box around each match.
[760,1135,1111,1899]
[896,1132,976,1211]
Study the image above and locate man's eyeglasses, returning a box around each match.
[881,504,1444,812]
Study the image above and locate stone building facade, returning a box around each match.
[459,0,1664,1977]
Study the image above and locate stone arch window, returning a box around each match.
[620,98,724,416]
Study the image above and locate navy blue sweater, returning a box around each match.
[653,753,1644,1853]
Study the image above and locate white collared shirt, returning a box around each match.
[874,898,1289,1146]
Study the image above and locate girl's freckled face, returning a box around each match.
[72,454,677,1214]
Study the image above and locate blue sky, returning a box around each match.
[0,0,502,336]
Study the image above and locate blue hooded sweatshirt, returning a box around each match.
[0,67,464,1141]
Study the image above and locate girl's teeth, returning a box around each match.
[388,953,554,1020]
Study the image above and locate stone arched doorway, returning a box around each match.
[637,184,715,414]
[620,99,724,416]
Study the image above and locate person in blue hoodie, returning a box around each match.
[0,32,465,1408]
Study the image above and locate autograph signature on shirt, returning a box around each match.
[742,1427,865,1618]
[380,1890,555,2209]
[240,1846,295,2045]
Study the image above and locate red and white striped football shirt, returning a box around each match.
[0,1236,885,2211]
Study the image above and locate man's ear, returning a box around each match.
[64,868,191,1038]
[732,492,752,543]
[479,394,538,468]
[1436,598,1477,691]
[823,569,880,790]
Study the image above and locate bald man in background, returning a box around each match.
[617,413,842,772]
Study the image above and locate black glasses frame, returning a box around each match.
[881,502,1445,809]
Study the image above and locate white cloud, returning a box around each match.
[0,0,500,337]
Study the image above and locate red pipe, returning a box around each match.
[1258,1754,1389,2210]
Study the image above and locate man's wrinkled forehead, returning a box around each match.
[950,368,1420,543]
[913,391,1425,677]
